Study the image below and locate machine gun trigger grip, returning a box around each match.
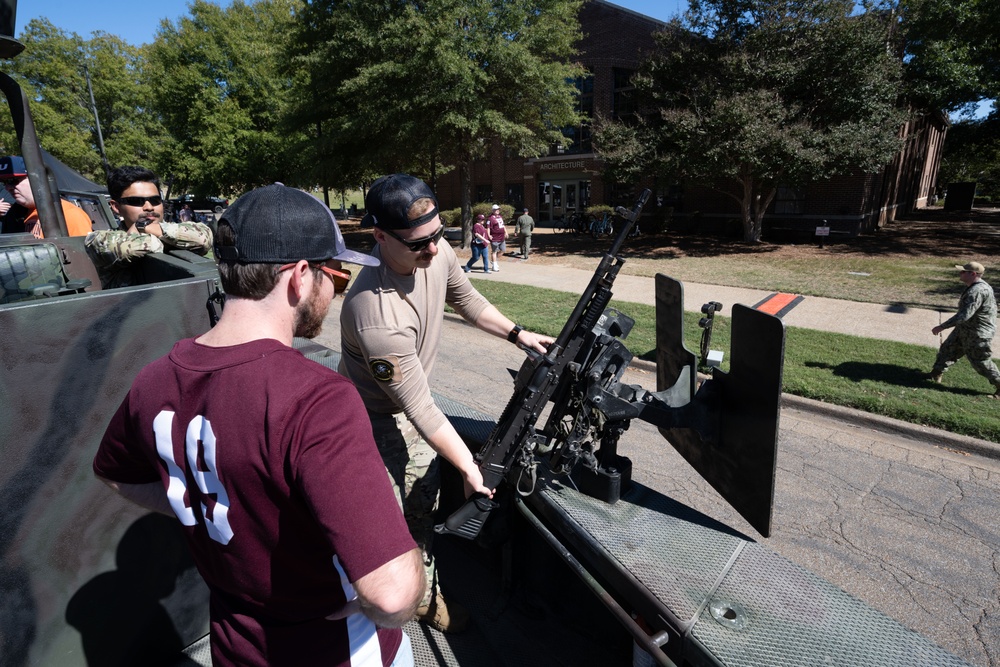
[434,493,500,539]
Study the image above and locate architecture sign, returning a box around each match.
[539,160,585,171]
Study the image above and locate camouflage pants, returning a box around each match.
[932,328,1000,387]
[368,411,439,606]
[519,234,531,259]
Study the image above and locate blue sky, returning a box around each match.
[14,0,687,45]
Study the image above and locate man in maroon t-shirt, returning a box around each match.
[93,184,424,667]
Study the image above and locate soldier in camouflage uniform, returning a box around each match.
[928,261,1000,398]
[85,166,213,289]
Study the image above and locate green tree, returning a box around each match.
[939,116,1000,201]
[0,19,167,183]
[595,0,905,242]
[288,0,584,237]
[145,0,306,196]
[888,0,1000,115]
[86,33,170,175]
[0,19,101,177]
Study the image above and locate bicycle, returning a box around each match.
[588,212,614,238]
[565,211,587,234]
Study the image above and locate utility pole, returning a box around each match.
[83,63,111,180]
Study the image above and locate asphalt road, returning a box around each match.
[315,299,999,667]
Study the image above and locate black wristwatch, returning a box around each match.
[507,324,524,344]
[135,220,148,233]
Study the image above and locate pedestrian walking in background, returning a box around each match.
[487,203,506,272]
[515,207,534,260]
[926,261,1000,398]
[464,213,491,273]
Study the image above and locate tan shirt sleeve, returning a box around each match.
[339,243,490,440]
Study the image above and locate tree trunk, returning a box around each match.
[738,174,777,243]
[459,159,472,249]
[739,174,759,242]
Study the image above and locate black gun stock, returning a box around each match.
[436,189,651,540]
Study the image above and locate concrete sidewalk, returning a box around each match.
[474,250,1000,350]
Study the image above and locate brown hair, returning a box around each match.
[408,197,436,221]
[215,221,284,299]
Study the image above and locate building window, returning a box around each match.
[554,75,594,156]
[505,184,524,209]
[773,186,805,215]
[612,68,636,121]
[607,182,635,209]
[476,185,493,203]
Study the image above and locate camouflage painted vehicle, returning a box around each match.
[0,10,217,664]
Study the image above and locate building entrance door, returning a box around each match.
[538,178,590,225]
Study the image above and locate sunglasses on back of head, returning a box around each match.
[279,262,351,294]
[118,195,163,207]
[381,224,446,252]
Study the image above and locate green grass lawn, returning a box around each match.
[468,279,1000,443]
[609,254,971,311]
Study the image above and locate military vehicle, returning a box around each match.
[0,6,219,664]
[0,3,978,666]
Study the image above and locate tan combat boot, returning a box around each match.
[415,590,469,633]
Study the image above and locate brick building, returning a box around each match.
[434,0,946,237]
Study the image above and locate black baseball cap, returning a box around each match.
[361,174,439,230]
[0,156,27,181]
[215,183,378,267]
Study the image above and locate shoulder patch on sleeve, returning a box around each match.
[369,357,400,383]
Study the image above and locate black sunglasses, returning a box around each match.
[118,195,163,207]
[381,224,446,252]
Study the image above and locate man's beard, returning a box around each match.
[293,277,330,339]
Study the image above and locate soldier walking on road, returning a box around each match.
[515,207,534,260]
[927,261,1000,398]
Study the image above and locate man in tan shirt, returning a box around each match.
[339,174,552,633]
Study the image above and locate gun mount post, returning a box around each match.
[698,301,724,369]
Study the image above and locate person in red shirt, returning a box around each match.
[486,203,507,272]
[0,155,92,237]
[93,184,424,667]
